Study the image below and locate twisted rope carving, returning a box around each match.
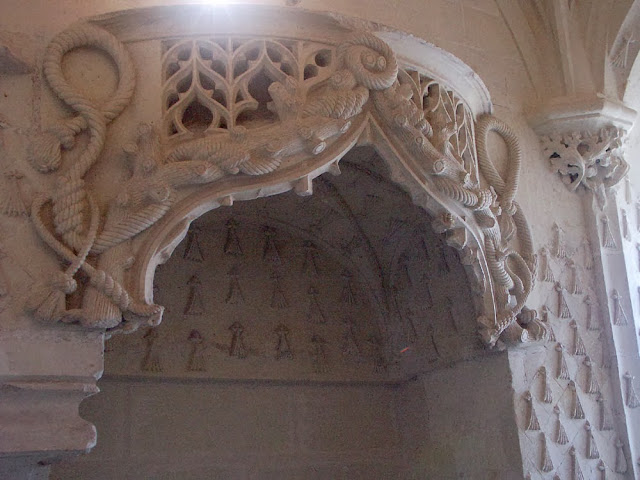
[30,193,160,321]
[338,33,398,91]
[26,23,160,325]
[476,114,534,262]
[33,23,135,251]
[474,115,536,344]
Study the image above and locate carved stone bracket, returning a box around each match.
[530,95,636,208]
[16,7,541,349]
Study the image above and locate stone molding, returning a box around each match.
[8,7,543,354]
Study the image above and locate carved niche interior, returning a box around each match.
[16,5,543,358]
[106,147,481,381]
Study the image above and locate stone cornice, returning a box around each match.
[529,94,636,135]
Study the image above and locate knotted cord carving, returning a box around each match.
[25,22,535,346]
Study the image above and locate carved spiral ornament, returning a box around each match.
[338,33,398,90]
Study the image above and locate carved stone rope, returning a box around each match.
[25,22,538,347]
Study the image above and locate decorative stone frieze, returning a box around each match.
[13,16,541,349]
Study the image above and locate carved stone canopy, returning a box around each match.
[13,5,542,349]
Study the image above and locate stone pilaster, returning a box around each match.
[525,95,640,478]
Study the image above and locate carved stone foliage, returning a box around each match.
[541,128,629,209]
[18,18,536,348]
[105,150,481,381]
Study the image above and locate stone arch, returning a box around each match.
[24,4,544,360]
[106,145,482,381]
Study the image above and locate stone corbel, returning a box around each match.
[529,95,636,209]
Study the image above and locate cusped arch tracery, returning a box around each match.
[22,5,544,352]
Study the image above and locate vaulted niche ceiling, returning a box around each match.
[105,147,484,382]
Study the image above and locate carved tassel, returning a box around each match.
[306,286,327,324]
[569,320,586,356]
[228,322,247,358]
[597,460,606,480]
[274,324,293,360]
[541,433,554,472]
[302,240,319,276]
[0,170,27,217]
[340,270,357,305]
[183,225,204,262]
[611,289,628,326]
[596,394,613,431]
[585,295,599,331]
[582,239,593,270]
[569,380,585,419]
[263,226,281,264]
[270,271,289,309]
[524,391,540,430]
[622,209,630,241]
[187,330,206,372]
[584,356,600,394]
[184,275,204,315]
[540,247,555,282]
[568,259,582,294]
[555,282,571,318]
[553,223,568,258]
[615,439,627,473]
[540,366,553,403]
[554,405,568,445]
[556,343,570,380]
[225,265,244,304]
[623,372,640,408]
[570,445,585,480]
[341,318,361,358]
[311,334,329,373]
[585,421,600,459]
[224,218,243,256]
[367,335,387,373]
[541,306,556,341]
[602,216,617,248]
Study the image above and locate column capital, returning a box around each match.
[529,95,636,208]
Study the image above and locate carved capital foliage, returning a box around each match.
[530,95,636,209]
[11,11,540,349]
[541,127,629,208]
